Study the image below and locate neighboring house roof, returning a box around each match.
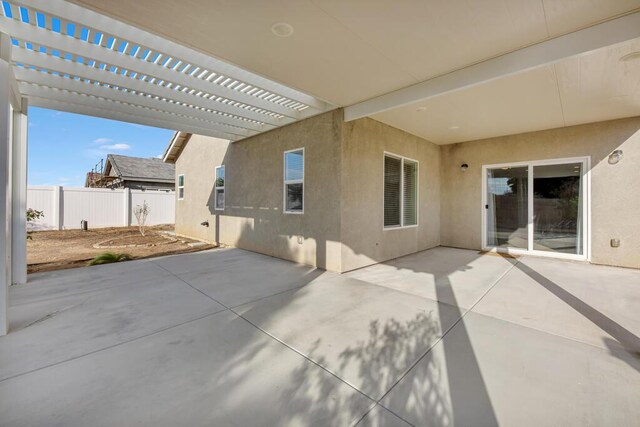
[105,154,175,184]
[163,131,191,164]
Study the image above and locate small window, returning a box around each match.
[215,166,225,210]
[177,174,185,200]
[284,148,304,214]
[384,153,418,228]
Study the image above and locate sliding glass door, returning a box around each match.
[484,158,588,259]
[486,166,529,249]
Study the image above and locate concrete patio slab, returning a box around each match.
[235,274,462,400]
[472,255,640,353]
[356,405,411,427]
[0,310,374,427]
[346,247,516,309]
[1,273,225,380]
[2,246,639,426]
[162,248,331,307]
[12,259,171,306]
[382,309,640,427]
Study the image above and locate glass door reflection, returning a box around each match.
[486,166,529,249]
[533,163,583,255]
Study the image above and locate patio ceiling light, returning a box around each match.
[271,23,294,38]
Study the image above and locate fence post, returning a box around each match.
[123,188,130,227]
[51,186,63,230]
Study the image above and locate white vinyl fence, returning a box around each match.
[27,186,175,230]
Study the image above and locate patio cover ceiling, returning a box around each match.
[0,0,334,141]
[67,0,640,144]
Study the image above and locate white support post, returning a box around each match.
[123,188,131,227]
[51,186,63,231]
[11,98,28,285]
[0,32,12,335]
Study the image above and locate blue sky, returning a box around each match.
[28,107,174,187]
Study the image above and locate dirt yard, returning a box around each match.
[27,225,215,273]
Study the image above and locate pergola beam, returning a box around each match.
[13,0,330,113]
[13,48,287,128]
[344,10,640,121]
[28,94,240,141]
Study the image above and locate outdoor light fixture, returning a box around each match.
[461,163,469,171]
[608,150,623,164]
[271,22,294,37]
[620,51,640,62]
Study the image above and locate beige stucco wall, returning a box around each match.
[175,135,231,243]
[176,112,639,271]
[340,118,441,272]
[176,110,344,271]
[440,116,640,269]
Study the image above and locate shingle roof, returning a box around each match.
[107,154,175,183]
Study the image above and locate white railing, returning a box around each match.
[27,186,175,230]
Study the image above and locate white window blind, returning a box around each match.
[384,156,401,227]
[215,166,225,210]
[403,160,417,226]
[284,148,304,213]
[384,154,418,228]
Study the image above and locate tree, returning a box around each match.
[133,201,150,237]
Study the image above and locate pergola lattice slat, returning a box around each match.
[1,17,300,121]
[0,0,334,140]
[15,67,265,135]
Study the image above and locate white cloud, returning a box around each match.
[99,143,131,151]
[155,154,163,159]
[92,137,113,144]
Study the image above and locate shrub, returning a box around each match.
[133,201,150,236]
[26,208,44,240]
[88,252,132,266]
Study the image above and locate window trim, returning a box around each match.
[383,151,419,230]
[283,147,305,215]
[214,165,225,211]
[177,174,185,200]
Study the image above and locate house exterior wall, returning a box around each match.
[340,118,441,272]
[175,136,230,244]
[175,112,640,271]
[175,110,344,271]
[440,116,640,269]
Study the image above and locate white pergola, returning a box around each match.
[0,0,334,335]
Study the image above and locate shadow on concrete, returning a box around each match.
[513,259,640,365]
[278,312,446,426]
[230,248,503,426]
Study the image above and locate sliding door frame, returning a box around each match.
[481,156,591,261]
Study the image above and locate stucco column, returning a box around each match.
[11,98,28,285]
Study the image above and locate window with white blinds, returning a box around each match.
[403,160,418,226]
[284,148,304,213]
[384,153,418,228]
